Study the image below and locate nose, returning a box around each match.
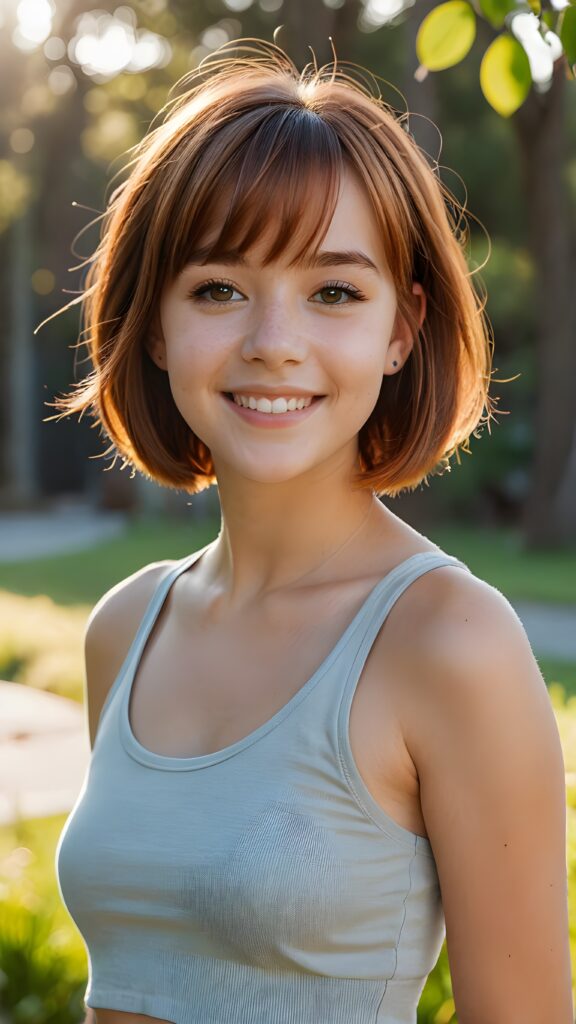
[240,304,309,368]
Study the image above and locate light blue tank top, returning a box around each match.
[55,544,470,1023]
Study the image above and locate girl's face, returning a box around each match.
[153,167,425,487]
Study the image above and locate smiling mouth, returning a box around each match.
[220,391,323,415]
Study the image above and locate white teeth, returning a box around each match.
[232,394,313,414]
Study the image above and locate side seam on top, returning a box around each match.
[373,846,418,1023]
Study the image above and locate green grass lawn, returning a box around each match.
[0,516,575,606]
[427,524,576,604]
[0,516,218,606]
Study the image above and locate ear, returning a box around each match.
[384,282,426,376]
[145,318,168,371]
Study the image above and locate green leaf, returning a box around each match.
[416,1,477,71]
[526,0,541,14]
[479,0,518,29]
[480,34,532,116]
[560,5,576,67]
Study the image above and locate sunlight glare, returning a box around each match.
[360,0,415,29]
[14,0,54,49]
[69,9,170,79]
[511,12,564,86]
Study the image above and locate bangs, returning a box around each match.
[163,105,345,278]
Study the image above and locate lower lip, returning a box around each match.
[221,394,325,428]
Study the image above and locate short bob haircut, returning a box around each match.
[49,37,497,498]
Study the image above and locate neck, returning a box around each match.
[203,467,386,606]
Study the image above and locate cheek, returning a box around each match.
[330,338,388,436]
[163,328,225,397]
[161,297,225,374]
[331,331,387,403]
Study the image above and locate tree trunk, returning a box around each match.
[402,0,442,166]
[276,0,362,69]
[512,59,576,547]
[4,206,39,506]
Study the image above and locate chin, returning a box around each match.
[213,457,324,487]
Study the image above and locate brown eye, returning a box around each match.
[207,284,234,301]
[319,287,344,304]
[189,279,243,303]
[313,282,365,305]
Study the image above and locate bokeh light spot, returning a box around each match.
[81,109,139,162]
[10,128,35,154]
[15,0,54,47]
[145,85,169,112]
[116,74,147,100]
[31,269,56,295]
[201,26,229,50]
[69,9,170,80]
[83,88,109,115]
[0,162,31,232]
[48,65,77,96]
[44,36,66,60]
[21,83,56,117]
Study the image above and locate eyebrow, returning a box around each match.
[184,248,381,273]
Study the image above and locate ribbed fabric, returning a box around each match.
[55,544,470,1023]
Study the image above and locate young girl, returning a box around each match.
[53,37,572,1024]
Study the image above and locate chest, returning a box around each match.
[126,578,427,839]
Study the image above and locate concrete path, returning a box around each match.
[0,681,90,827]
[0,500,127,562]
[512,601,576,662]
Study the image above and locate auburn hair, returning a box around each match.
[47,37,498,497]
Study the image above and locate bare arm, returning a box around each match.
[404,575,573,1024]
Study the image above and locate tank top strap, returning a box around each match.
[338,550,471,707]
[96,543,212,732]
[125,542,212,666]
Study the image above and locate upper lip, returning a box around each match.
[224,387,323,398]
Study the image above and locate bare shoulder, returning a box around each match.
[396,562,557,776]
[399,562,549,711]
[84,558,177,749]
[394,566,572,1021]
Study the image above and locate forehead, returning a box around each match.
[320,170,387,263]
[186,167,388,275]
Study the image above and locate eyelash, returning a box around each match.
[188,277,367,306]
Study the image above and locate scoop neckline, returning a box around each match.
[119,545,461,772]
